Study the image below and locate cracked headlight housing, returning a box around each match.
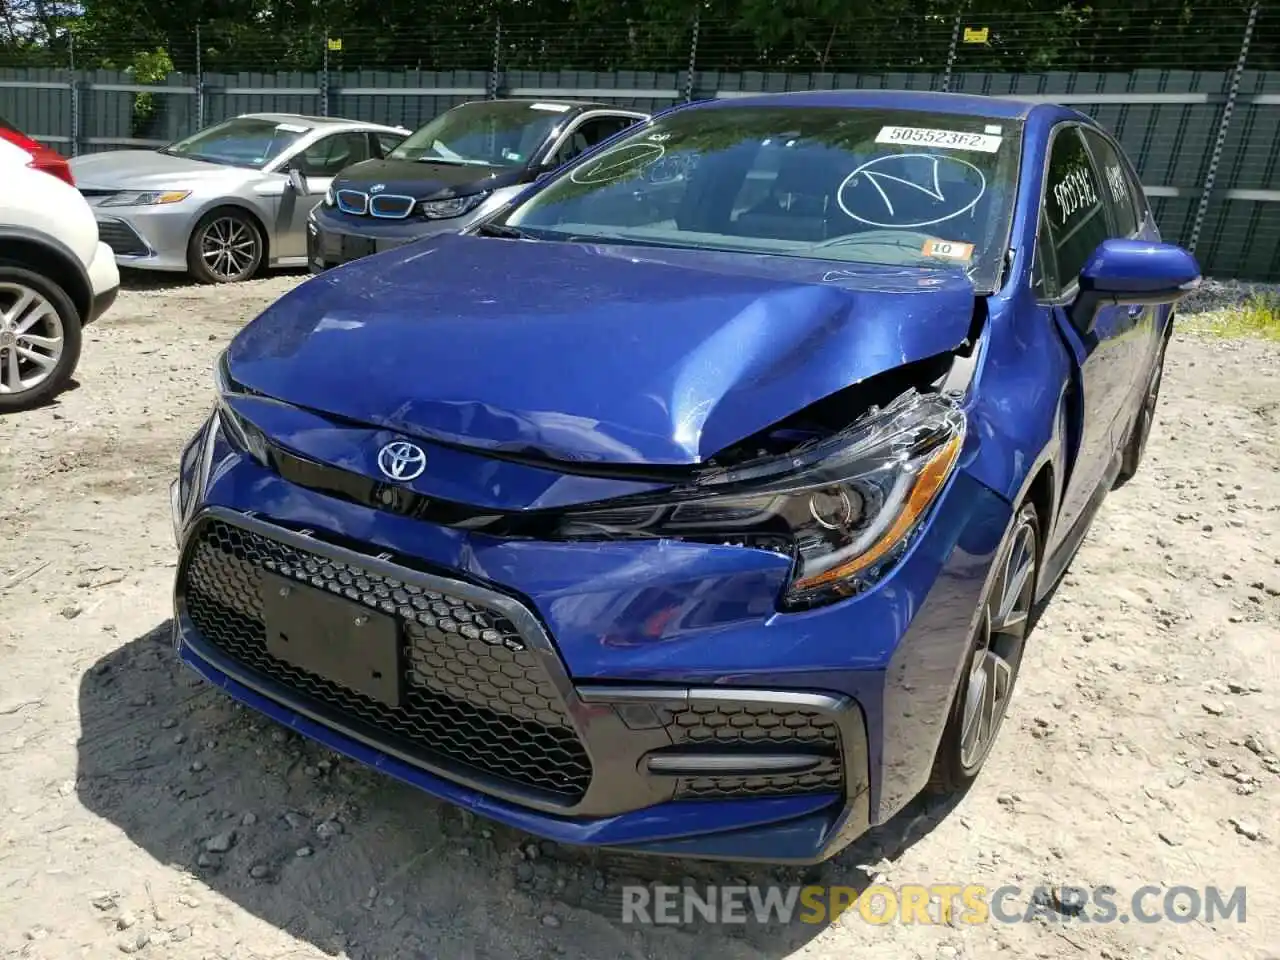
[550,390,966,610]
[214,350,269,466]
[420,192,489,220]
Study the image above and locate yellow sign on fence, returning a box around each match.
[327,38,343,51]
[963,26,990,44]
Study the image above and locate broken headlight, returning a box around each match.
[213,350,269,466]
[552,390,966,610]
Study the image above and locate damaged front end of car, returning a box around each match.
[469,325,986,611]
[503,386,964,610]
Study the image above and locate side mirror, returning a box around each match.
[286,166,308,196]
[1071,238,1201,335]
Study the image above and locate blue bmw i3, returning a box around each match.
[170,90,1200,864]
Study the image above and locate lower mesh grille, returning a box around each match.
[664,700,844,799]
[180,517,592,801]
[96,218,149,256]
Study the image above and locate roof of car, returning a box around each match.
[481,98,644,113]
[695,89,1061,121]
[239,112,401,129]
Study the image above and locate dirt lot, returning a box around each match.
[1,273,1278,960]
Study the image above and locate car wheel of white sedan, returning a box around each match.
[0,265,82,413]
[188,209,264,284]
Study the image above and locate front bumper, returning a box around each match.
[85,240,120,324]
[93,204,195,273]
[307,205,471,273]
[169,415,1011,863]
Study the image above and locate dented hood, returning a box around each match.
[226,234,976,466]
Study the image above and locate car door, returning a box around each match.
[1080,126,1162,418]
[1036,124,1140,544]
[276,130,373,258]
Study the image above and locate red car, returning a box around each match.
[0,116,75,185]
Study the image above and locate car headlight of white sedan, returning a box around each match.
[98,190,192,207]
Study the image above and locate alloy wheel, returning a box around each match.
[0,282,65,398]
[958,515,1038,772]
[199,217,260,282]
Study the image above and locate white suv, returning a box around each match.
[0,126,120,411]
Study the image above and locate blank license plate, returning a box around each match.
[262,571,402,707]
[340,236,377,261]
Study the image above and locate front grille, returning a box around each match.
[665,700,844,799]
[96,218,149,257]
[335,189,368,215]
[369,194,415,219]
[180,517,592,801]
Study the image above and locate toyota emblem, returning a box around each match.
[376,441,427,482]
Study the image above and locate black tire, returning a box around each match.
[1113,332,1169,489]
[187,208,264,284]
[0,263,83,413]
[926,501,1041,795]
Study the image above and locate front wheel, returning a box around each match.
[0,265,83,413]
[188,209,264,284]
[927,501,1041,795]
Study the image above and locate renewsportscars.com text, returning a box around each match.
[620,883,1247,926]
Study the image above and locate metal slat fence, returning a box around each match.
[0,8,1277,279]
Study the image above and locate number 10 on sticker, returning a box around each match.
[922,239,974,262]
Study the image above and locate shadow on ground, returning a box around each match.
[77,622,961,959]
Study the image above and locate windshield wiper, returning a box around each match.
[473,223,530,239]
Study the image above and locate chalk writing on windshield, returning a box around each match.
[569,142,665,185]
[837,153,987,229]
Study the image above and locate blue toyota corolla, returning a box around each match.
[170,90,1200,864]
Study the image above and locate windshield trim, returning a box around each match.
[493,106,1024,295]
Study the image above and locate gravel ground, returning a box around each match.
[1,271,1279,960]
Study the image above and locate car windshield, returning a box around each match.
[387,100,570,168]
[500,105,1023,292]
[160,117,311,169]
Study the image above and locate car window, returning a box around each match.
[376,132,405,157]
[161,117,311,169]
[1081,129,1140,237]
[501,106,1024,294]
[388,101,572,168]
[1041,126,1110,294]
[551,116,640,167]
[293,132,371,178]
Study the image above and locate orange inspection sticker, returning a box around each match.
[922,239,975,262]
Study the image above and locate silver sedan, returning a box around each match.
[67,113,410,283]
